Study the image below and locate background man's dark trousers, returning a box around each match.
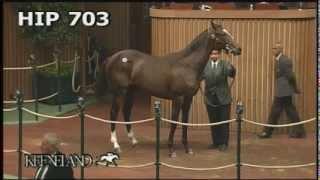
[206,103,230,147]
[262,96,305,137]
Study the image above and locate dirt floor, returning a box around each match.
[3,96,317,179]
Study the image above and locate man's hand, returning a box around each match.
[198,81,206,95]
[227,64,236,78]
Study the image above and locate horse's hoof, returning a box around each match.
[186,148,194,155]
[132,139,138,147]
[169,151,177,158]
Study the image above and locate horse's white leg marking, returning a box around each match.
[127,130,138,146]
[110,131,121,152]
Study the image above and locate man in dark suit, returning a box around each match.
[201,49,236,151]
[34,133,74,179]
[258,42,306,139]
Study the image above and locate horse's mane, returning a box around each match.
[181,29,208,54]
[152,29,208,61]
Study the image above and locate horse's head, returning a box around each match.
[207,21,241,56]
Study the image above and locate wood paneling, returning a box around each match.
[150,10,316,133]
[150,8,315,19]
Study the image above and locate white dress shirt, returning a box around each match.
[211,60,219,69]
[275,53,282,61]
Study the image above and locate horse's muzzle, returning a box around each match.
[231,48,241,56]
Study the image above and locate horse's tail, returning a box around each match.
[95,58,111,98]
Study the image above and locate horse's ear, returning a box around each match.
[210,21,215,29]
[209,20,217,33]
[208,21,213,32]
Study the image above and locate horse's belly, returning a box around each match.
[169,74,199,96]
[131,62,198,98]
[136,80,197,99]
[137,81,175,99]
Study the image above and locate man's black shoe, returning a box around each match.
[289,128,306,138]
[258,132,272,139]
[208,144,219,149]
[289,132,306,138]
[218,144,227,152]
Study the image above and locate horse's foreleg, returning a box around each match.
[181,96,193,155]
[123,89,138,146]
[168,98,182,158]
[110,95,121,153]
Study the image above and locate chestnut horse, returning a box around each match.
[96,21,241,157]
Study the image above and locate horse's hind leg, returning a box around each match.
[181,96,193,155]
[110,95,121,153]
[168,97,182,158]
[123,89,138,146]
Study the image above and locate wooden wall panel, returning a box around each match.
[150,12,316,133]
[4,3,32,101]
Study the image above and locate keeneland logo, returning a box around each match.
[95,152,120,166]
[24,152,120,168]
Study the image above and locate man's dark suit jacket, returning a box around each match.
[275,54,299,97]
[201,59,236,106]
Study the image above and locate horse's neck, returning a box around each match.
[180,38,211,77]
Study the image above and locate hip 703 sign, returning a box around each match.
[18,11,110,27]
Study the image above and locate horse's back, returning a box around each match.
[104,49,195,98]
[112,49,153,60]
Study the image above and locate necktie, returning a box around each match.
[213,62,217,69]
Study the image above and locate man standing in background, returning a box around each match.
[258,42,306,139]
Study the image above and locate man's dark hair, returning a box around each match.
[212,49,222,53]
